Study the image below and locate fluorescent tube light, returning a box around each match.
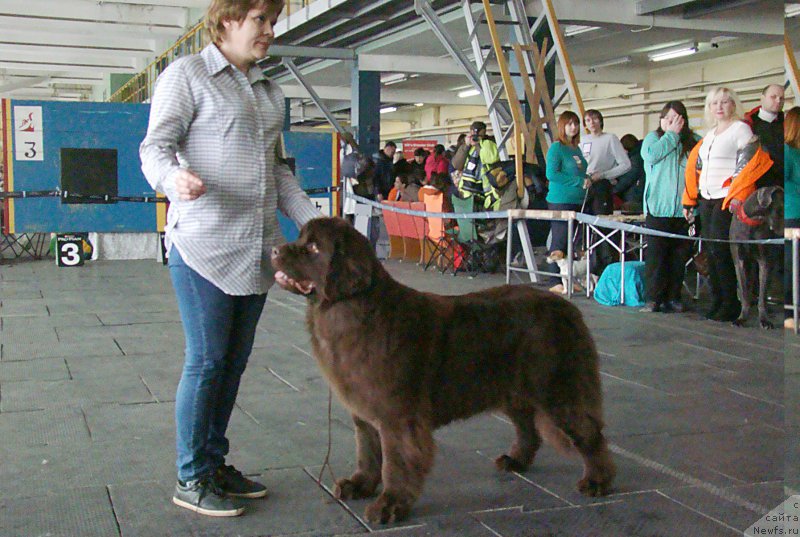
[458,88,480,98]
[380,73,406,84]
[563,25,600,37]
[379,106,397,114]
[787,4,800,17]
[414,102,424,107]
[589,56,632,69]
[649,44,698,62]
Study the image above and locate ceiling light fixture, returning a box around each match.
[786,3,800,17]
[589,56,632,70]
[414,102,424,107]
[458,88,480,98]
[380,73,406,86]
[563,25,600,37]
[379,106,397,114]
[649,43,698,62]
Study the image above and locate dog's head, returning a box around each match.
[271,217,377,303]
[745,186,784,235]
[546,250,566,264]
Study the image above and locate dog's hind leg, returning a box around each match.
[364,417,435,524]
[756,253,774,329]
[335,415,382,500]
[732,244,750,327]
[495,405,541,473]
[552,410,615,497]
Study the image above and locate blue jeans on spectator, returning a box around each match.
[168,247,267,482]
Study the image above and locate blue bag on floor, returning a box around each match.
[593,261,646,307]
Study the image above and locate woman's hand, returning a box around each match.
[173,169,206,200]
[666,115,684,134]
[682,207,694,223]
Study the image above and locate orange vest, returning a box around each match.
[683,140,773,210]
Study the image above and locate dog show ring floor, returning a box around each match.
[0,257,793,537]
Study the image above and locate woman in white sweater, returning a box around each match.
[683,87,753,321]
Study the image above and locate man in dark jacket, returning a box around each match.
[615,134,645,207]
[372,141,397,199]
[744,84,784,189]
[409,148,427,185]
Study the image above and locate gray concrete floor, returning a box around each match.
[0,257,793,536]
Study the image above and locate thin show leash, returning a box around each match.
[315,389,339,502]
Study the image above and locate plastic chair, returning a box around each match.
[422,192,456,273]
[380,201,405,259]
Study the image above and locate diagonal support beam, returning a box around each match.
[414,0,482,92]
[282,59,358,150]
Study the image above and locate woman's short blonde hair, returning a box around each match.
[703,86,743,128]
[205,0,284,45]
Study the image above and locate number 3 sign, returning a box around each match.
[14,106,44,162]
[56,235,84,267]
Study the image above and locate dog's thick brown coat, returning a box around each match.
[271,217,615,523]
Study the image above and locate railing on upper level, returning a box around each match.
[108,0,313,103]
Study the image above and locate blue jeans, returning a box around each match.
[168,247,267,482]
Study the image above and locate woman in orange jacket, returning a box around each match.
[682,87,773,322]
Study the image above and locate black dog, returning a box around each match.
[729,186,784,329]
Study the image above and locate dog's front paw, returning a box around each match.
[364,492,411,524]
[760,319,775,330]
[494,454,529,473]
[732,318,747,327]
[577,476,612,497]
[334,476,378,500]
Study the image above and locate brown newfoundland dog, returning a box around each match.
[271,217,614,523]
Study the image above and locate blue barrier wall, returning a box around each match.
[8,100,154,233]
[280,131,334,242]
[5,100,334,240]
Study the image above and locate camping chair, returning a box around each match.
[422,192,456,273]
[450,194,479,276]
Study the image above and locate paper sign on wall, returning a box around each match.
[14,106,44,161]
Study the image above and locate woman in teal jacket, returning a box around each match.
[784,107,800,329]
[546,110,588,254]
[641,101,700,313]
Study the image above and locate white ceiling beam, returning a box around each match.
[0,59,136,74]
[0,0,188,27]
[0,27,157,52]
[358,54,465,75]
[93,0,209,7]
[0,75,51,93]
[0,16,184,38]
[532,0,783,36]
[0,44,154,63]
[280,84,485,106]
[0,49,140,68]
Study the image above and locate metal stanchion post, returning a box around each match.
[566,217,574,299]
[794,235,799,335]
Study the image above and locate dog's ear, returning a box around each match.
[756,186,783,209]
[321,219,376,302]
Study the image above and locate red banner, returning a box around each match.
[401,139,438,158]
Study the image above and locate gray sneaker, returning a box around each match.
[215,464,268,499]
[173,477,244,517]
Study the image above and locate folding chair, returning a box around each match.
[380,201,405,259]
[422,192,456,273]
